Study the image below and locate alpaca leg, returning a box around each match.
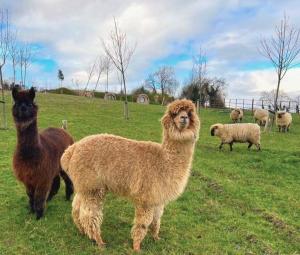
[26,186,35,213]
[47,175,60,201]
[72,193,84,234]
[149,205,164,240]
[60,170,74,200]
[34,186,49,220]
[131,206,154,251]
[78,189,106,247]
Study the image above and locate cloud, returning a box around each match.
[1,0,300,98]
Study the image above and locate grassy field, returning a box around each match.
[0,92,299,255]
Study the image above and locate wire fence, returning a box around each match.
[206,98,300,114]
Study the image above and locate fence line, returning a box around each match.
[206,98,300,114]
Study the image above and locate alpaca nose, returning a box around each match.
[181,116,188,123]
[21,106,27,112]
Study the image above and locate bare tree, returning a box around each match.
[191,47,207,87]
[0,9,10,129]
[102,55,112,92]
[152,66,178,104]
[58,69,64,94]
[259,14,300,111]
[83,60,96,93]
[260,89,291,110]
[102,17,136,119]
[18,42,32,87]
[9,29,18,84]
[93,56,105,93]
[145,73,157,94]
[23,43,32,87]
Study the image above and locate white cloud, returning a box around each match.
[1,0,300,97]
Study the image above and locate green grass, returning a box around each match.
[0,92,299,255]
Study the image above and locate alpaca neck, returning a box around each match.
[162,134,195,171]
[15,118,40,158]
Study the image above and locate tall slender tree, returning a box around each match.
[102,17,136,119]
[58,69,64,94]
[259,14,300,112]
[0,9,10,129]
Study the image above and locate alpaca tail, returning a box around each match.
[61,144,76,173]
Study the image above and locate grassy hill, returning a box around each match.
[0,92,299,254]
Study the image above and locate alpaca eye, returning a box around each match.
[171,113,177,118]
[188,112,192,117]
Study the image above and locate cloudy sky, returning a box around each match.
[1,0,300,98]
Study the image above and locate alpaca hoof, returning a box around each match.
[153,235,160,241]
[133,242,141,252]
[95,237,106,248]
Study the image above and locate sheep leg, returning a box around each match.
[248,143,253,149]
[131,205,154,251]
[256,144,261,151]
[78,189,106,247]
[149,205,164,240]
[219,142,223,150]
[278,126,281,132]
[229,142,233,151]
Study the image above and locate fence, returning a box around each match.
[207,98,299,113]
[0,99,7,129]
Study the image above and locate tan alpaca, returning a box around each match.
[61,99,200,251]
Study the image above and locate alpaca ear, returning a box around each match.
[12,86,19,101]
[29,87,35,101]
[161,113,172,129]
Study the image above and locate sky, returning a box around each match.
[1,0,300,99]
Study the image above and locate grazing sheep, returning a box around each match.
[276,111,292,132]
[12,87,74,219]
[230,108,243,123]
[254,109,270,127]
[61,99,200,251]
[210,123,261,151]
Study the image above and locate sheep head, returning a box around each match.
[161,99,200,142]
[210,124,223,136]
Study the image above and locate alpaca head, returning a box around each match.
[161,99,200,142]
[12,87,38,124]
[210,123,223,136]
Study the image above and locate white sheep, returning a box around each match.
[276,111,292,132]
[230,108,243,123]
[210,123,261,151]
[254,109,269,126]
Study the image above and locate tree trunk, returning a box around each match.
[60,80,63,94]
[24,65,27,87]
[0,67,7,129]
[106,69,109,92]
[121,69,129,120]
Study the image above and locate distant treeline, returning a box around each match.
[47,87,175,105]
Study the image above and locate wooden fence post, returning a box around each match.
[252,98,254,114]
[243,99,245,111]
[235,98,237,108]
[229,99,231,109]
[196,100,200,113]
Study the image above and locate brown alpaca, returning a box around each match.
[12,87,74,219]
[61,99,200,251]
